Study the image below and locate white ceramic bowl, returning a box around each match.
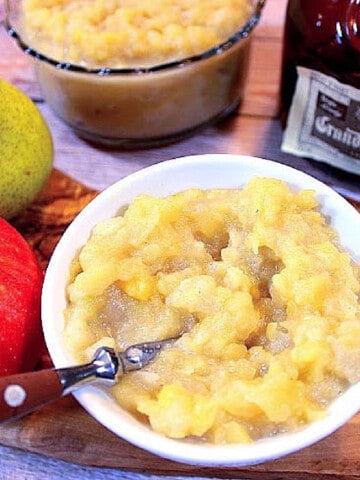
[42,154,360,466]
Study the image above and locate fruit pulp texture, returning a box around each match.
[64,180,360,443]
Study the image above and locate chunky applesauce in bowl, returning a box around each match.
[5,0,265,147]
[42,155,360,466]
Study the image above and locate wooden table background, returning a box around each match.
[1,0,360,478]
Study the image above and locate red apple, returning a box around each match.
[0,217,44,375]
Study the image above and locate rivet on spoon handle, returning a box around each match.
[0,369,64,424]
[0,347,118,424]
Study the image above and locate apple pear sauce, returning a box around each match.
[63,178,360,444]
[21,0,255,147]
[34,40,250,146]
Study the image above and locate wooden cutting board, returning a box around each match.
[1,168,360,479]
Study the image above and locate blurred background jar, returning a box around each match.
[280,0,360,176]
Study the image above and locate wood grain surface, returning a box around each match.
[1,0,360,478]
[11,169,97,270]
[2,393,360,480]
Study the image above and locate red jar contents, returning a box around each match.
[280,0,360,175]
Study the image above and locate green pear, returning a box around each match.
[0,78,53,219]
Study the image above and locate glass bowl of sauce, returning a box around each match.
[5,0,265,148]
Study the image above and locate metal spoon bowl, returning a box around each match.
[0,337,178,424]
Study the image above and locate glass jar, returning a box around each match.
[280,0,360,176]
[5,0,265,149]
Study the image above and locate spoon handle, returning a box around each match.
[0,369,64,423]
[0,347,119,424]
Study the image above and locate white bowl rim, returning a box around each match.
[42,153,360,466]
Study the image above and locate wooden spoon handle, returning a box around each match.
[0,369,63,424]
[0,347,122,424]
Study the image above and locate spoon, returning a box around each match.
[0,337,178,424]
